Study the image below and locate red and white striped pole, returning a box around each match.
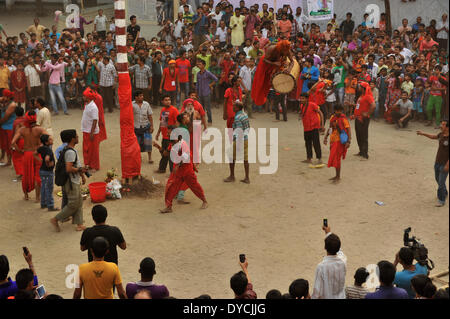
[114,0,128,73]
[115,0,142,179]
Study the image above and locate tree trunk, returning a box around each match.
[384,0,392,36]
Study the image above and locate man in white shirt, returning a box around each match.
[81,89,100,171]
[436,13,448,50]
[94,9,108,39]
[24,55,42,103]
[239,58,256,117]
[311,226,347,299]
[179,0,194,15]
[366,54,379,81]
[294,6,309,34]
[35,97,53,137]
[209,5,223,25]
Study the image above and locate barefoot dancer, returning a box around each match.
[251,40,292,107]
[11,111,48,200]
[160,117,208,213]
[0,90,17,167]
[324,104,351,183]
[224,101,250,184]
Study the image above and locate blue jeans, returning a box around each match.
[49,83,68,114]
[177,82,190,107]
[335,87,345,105]
[40,170,55,209]
[434,163,448,204]
[199,95,212,123]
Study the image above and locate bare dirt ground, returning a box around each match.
[0,10,448,299]
[1,105,448,298]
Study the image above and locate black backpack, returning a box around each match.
[55,147,77,187]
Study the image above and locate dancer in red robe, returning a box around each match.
[12,106,26,179]
[11,111,47,200]
[89,85,107,142]
[251,40,292,107]
[160,115,207,213]
[324,104,352,183]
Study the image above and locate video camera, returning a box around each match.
[403,227,434,271]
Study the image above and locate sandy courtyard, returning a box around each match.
[0,104,448,298]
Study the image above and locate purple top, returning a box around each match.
[196,70,218,97]
[0,276,38,299]
[126,281,170,299]
[71,16,93,31]
[365,286,409,299]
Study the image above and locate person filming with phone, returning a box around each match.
[230,255,256,299]
[311,221,347,299]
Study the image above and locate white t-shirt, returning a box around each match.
[436,20,449,39]
[81,100,99,134]
[174,20,184,39]
[94,15,107,32]
[209,11,223,25]
[36,107,53,137]
[24,64,41,87]
[216,27,228,42]
[400,48,414,65]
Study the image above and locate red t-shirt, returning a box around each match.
[162,68,179,92]
[224,87,242,119]
[309,82,326,105]
[429,76,444,96]
[176,58,191,83]
[300,101,321,132]
[181,100,206,117]
[159,105,179,139]
[354,94,374,118]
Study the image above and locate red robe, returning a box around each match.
[11,70,27,103]
[93,91,107,142]
[22,151,41,193]
[12,117,25,176]
[251,56,278,106]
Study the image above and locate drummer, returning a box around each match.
[251,40,293,108]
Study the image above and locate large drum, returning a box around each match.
[271,59,300,94]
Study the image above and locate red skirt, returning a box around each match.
[327,142,347,169]
[22,151,41,193]
[0,129,13,156]
[83,132,100,170]
[251,56,277,106]
[12,138,24,176]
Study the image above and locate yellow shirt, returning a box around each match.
[26,24,46,40]
[79,261,122,299]
[258,11,273,20]
[330,115,350,144]
[0,66,10,89]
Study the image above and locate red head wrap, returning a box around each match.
[24,111,37,128]
[83,87,96,101]
[2,89,14,98]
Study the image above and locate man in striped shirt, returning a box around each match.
[345,267,370,299]
[95,57,117,113]
[224,101,250,184]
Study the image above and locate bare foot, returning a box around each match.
[329,176,338,181]
[50,218,60,232]
[160,207,173,214]
[148,160,154,164]
[201,202,208,209]
[240,178,250,184]
[76,225,86,231]
[332,178,341,184]
[223,176,235,183]
[177,199,190,204]
[24,193,29,201]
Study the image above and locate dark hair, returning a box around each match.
[91,236,109,258]
[44,294,63,299]
[14,289,35,299]
[130,15,136,21]
[40,134,50,145]
[162,94,171,101]
[177,113,185,124]
[230,271,248,296]
[194,294,212,299]
[289,279,309,299]
[0,255,9,281]
[411,274,436,298]
[15,106,25,117]
[92,205,107,224]
[377,261,396,286]
[134,90,144,99]
[354,267,370,285]
[139,257,156,279]
[433,288,449,299]
[61,129,77,143]
[15,268,34,290]
[282,293,293,299]
[325,233,341,255]
[197,59,206,65]
[266,289,282,299]
[398,247,414,266]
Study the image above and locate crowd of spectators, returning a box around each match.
[1,206,448,299]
